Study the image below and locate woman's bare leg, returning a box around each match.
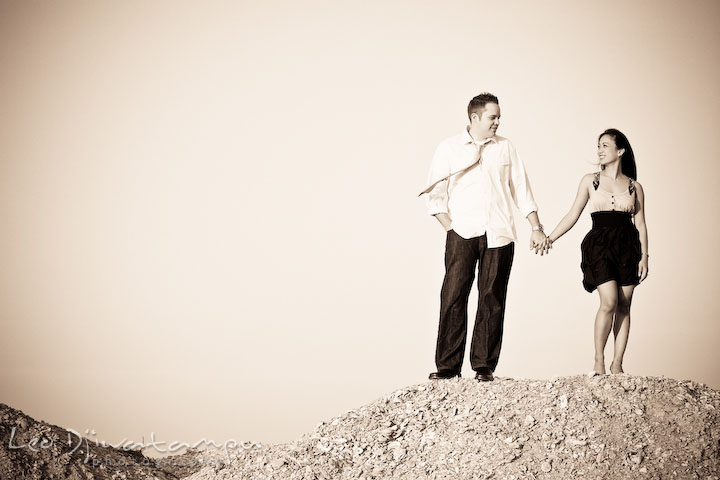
[610,284,635,374]
[593,281,618,374]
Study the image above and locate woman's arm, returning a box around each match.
[547,174,593,243]
[634,182,649,282]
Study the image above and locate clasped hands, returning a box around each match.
[530,230,552,256]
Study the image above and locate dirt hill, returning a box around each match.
[2,374,720,480]
[187,375,720,480]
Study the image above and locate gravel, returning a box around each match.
[2,374,719,480]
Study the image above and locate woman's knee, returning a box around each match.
[598,296,617,314]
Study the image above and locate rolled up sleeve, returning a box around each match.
[425,144,450,215]
[508,142,538,217]
[426,179,449,215]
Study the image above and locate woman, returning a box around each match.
[547,129,649,375]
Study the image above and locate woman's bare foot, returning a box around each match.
[593,359,606,375]
[610,361,624,374]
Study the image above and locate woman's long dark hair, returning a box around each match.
[599,128,637,180]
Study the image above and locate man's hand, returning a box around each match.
[529,231,551,255]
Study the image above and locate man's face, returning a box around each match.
[472,103,501,139]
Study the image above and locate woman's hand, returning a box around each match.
[638,255,649,282]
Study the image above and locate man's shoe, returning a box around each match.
[475,368,494,382]
[428,370,461,380]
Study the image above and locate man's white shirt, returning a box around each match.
[424,129,538,248]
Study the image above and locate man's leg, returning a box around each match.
[434,230,478,373]
[470,240,514,372]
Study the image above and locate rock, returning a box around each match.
[567,437,588,447]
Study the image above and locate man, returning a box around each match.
[421,93,549,382]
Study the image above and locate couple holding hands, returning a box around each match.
[421,93,649,382]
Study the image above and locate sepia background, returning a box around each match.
[1,0,719,449]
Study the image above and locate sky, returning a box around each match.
[1,0,719,449]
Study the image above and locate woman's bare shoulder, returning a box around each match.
[580,173,597,185]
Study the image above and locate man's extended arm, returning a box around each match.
[507,142,550,255]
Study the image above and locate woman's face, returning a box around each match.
[597,134,624,166]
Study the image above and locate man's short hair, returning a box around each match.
[468,93,499,120]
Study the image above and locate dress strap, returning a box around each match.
[593,172,600,191]
[628,177,635,194]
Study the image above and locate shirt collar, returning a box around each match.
[463,126,497,146]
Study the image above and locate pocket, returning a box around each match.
[492,158,510,171]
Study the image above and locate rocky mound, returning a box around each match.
[187,375,720,480]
